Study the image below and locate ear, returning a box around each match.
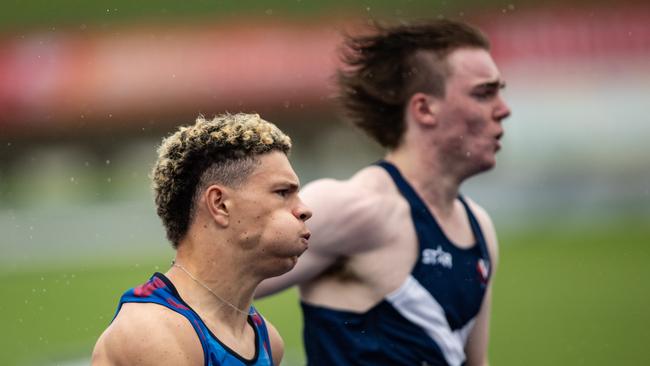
[204,185,230,227]
[407,92,438,127]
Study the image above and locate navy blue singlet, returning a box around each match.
[115,273,274,366]
[301,161,492,366]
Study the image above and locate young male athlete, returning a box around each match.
[257,20,511,366]
[92,113,312,366]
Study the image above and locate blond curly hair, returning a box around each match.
[151,113,292,248]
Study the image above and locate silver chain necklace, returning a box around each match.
[172,261,250,316]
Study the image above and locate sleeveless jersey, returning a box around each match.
[301,161,492,366]
[115,272,274,366]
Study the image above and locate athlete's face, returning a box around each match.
[229,151,312,277]
[434,48,511,177]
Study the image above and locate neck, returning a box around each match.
[385,143,460,216]
[166,237,259,331]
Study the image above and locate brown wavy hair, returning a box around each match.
[337,19,490,148]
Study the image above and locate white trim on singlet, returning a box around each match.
[385,275,476,366]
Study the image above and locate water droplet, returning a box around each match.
[105,160,111,165]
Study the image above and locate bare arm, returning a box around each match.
[464,284,494,366]
[92,303,203,366]
[256,178,384,298]
[464,199,500,366]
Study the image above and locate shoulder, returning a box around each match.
[91,302,203,366]
[302,165,402,221]
[463,196,499,266]
[302,166,390,201]
[301,166,406,254]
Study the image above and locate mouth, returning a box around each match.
[495,131,504,151]
[299,231,311,251]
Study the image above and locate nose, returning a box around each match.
[294,198,312,222]
[494,96,511,122]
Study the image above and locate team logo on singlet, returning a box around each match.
[477,258,490,284]
[421,246,453,269]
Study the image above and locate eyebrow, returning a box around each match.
[474,80,506,90]
[275,181,300,191]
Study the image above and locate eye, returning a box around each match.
[472,82,504,101]
[275,189,290,198]
[472,89,496,100]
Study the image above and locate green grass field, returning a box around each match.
[1,219,648,365]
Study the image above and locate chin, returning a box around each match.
[469,161,495,178]
[480,154,497,170]
[265,256,299,278]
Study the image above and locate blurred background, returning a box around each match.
[1,1,648,365]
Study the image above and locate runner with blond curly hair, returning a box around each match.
[93,113,312,366]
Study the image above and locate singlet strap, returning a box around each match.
[457,196,491,262]
[250,309,273,363]
[375,160,430,215]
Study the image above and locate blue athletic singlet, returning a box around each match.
[115,272,274,366]
[302,161,492,366]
